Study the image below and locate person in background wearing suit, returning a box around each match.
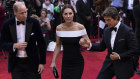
[123,0,139,31]
[76,0,92,37]
[0,2,46,79]
[133,0,140,74]
[80,7,139,79]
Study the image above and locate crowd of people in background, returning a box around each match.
[0,0,140,79]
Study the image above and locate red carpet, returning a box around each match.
[0,50,140,79]
[0,38,140,79]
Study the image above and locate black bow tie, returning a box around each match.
[110,27,117,32]
[17,21,25,25]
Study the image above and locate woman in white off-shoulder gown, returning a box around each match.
[50,4,90,79]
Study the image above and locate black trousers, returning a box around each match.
[134,55,139,68]
[124,10,136,31]
[97,64,130,79]
[11,57,41,79]
[134,37,140,69]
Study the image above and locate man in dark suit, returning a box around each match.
[0,2,46,79]
[133,0,140,74]
[76,0,92,37]
[123,0,139,31]
[80,7,139,79]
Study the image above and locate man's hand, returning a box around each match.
[13,42,27,49]
[79,38,90,48]
[110,52,120,60]
[38,64,44,74]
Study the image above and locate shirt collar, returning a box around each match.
[15,17,26,25]
[15,17,19,25]
[114,21,121,31]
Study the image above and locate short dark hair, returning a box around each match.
[61,4,76,23]
[41,8,48,17]
[102,7,120,20]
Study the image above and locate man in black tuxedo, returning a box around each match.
[80,7,139,79]
[0,2,46,79]
[133,0,140,74]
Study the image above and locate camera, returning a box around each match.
[6,0,15,8]
[5,0,15,18]
[5,0,15,11]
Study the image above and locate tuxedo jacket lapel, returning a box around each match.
[9,19,17,43]
[82,0,88,7]
[107,29,112,51]
[25,18,32,42]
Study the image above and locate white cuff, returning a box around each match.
[13,44,16,52]
[13,47,16,52]
[118,54,121,60]
[87,43,92,50]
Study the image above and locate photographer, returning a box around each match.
[40,8,51,49]
[4,0,26,19]
[24,0,43,16]
[4,0,16,19]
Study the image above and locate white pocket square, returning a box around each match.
[119,39,125,41]
[31,33,34,36]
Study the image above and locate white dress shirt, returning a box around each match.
[110,21,121,49]
[16,18,27,57]
[128,0,134,10]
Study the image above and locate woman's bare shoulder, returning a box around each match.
[56,24,64,31]
[76,22,85,30]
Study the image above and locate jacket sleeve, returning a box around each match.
[89,38,106,52]
[0,20,14,52]
[34,19,47,64]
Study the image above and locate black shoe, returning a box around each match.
[135,67,140,74]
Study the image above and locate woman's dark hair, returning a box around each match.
[41,8,48,17]
[102,7,120,21]
[94,0,109,15]
[60,4,76,23]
